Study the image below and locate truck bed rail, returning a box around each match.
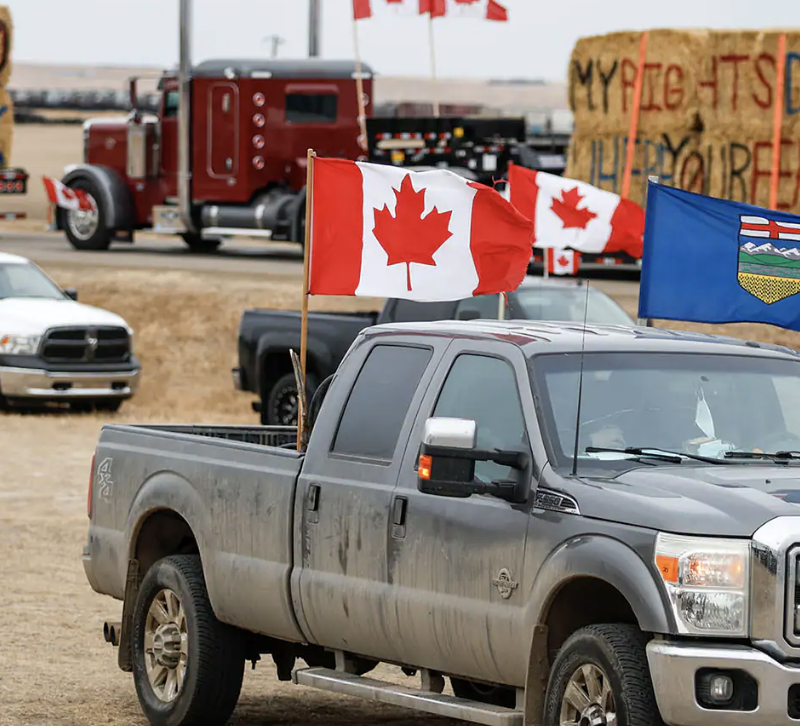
[139,424,297,448]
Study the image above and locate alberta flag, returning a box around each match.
[639,183,800,331]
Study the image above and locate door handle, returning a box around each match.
[307,484,320,524]
[392,496,408,539]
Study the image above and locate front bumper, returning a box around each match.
[0,365,141,399]
[647,639,800,725]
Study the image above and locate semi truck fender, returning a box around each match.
[60,164,134,230]
[256,333,333,392]
[525,534,674,637]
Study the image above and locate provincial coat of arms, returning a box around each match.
[738,215,800,304]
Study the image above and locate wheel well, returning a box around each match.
[543,577,637,660]
[134,510,199,576]
[260,351,317,396]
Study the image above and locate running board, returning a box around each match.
[292,667,524,726]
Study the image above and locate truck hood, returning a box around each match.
[575,464,800,537]
[0,299,130,336]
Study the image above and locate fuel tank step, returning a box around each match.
[292,667,523,726]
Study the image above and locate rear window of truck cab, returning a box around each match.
[286,93,338,124]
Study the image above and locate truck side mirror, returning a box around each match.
[63,288,78,301]
[417,417,529,503]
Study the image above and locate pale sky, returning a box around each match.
[8,0,798,81]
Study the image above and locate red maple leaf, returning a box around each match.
[558,254,570,267]
[550,187,598,230]
[373,174,453,291]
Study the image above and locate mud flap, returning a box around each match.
[523,625,549,726]
[117,558,141,673]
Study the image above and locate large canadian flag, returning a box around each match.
[309,159,533,301]
[42,176,96,212]
[508,164,644,258]
[429,0,508,20]
[353,0,431,19]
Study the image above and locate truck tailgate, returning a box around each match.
[85,424,307,642]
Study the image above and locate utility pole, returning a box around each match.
[263,34,286,59]
[308,0,321,57]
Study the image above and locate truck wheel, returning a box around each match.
[263,372,318,426]
[131,555,245,726]
[60,178,113,251]
[450,678,516,708]
[182,234,221,254]
[544,624,662,726]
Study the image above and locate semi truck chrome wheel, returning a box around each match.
[144,588,188,703]
[131,555,245,726]
[544,624,663,726]
[59,178,114,250]
[66,195,100,242]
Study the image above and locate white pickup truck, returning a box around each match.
[0,252,140,411]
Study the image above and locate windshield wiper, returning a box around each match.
[585,446,730,465]
[724,450,800,462]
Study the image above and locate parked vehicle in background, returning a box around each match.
[0,253,140,412]
[234,276,634,425]
[86,320,800,726]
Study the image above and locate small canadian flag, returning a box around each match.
[546,248,580,276]
[42,176,96,212]
[429,0,508,20]
[353,0,430,19]
[308,158,533,301]
[508,164,644,258]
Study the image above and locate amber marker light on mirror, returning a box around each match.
[418,454,432,480]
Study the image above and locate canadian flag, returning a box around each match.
[429,0,508,20]
[353,0,431,19]
[42,176,96,212]
[508,164,644,258]
[546,248,580,276]
[309,158,532,301]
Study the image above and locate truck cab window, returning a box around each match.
[433,354,526,484]
[163,90,179,118]
[286,93,338,124]
[332,344,432,460]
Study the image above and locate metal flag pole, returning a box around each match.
[427,13,441,117]
[351,14,369,151]
[297,148,316,450]
[636,174,658,328]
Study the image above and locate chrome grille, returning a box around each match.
[787,546,800,646]
[41,326,130,363]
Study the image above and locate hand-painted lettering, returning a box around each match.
[697,56,719,108]
[621,57,637,113]
[597,59,618,114]
[753,53,775,110]
[719,54,750,111]
[641,62,664,112]
[571,59,594,112]
[786,52,800,115]
[664,64,685,110]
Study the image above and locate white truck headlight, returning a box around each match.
[0,334,41,355]
[655,533,750,637]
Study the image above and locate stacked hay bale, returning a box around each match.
[566,28,800,212]
[0,6,12,167]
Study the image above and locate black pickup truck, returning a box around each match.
[234,276,635,425]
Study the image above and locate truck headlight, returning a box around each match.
[0,335,41,355]
[655,533,750,637]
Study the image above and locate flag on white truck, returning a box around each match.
[308,158,532,300]
[42,176,96,212]
[508,164,644,258]
[546,248,581,276]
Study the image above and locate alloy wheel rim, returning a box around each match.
[67,193,99,241]
[143,588,188,703]
[559,663,616,726]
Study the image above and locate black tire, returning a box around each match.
[450,678,516,708]
[544,624,663,726]
[59,177,113,251]
[182,234,221,254]
[94,399,123,413]
[262,371,318,427]
[131,555,245,726]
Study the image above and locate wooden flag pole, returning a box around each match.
[297,148,316,451]
[351,17,369,152]
[770,33,787,210]
[621,31,649,201]
[428,14,441,117]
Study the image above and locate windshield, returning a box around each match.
[530,351,800,468]
[511,287,633,326]
[0,263,67,300]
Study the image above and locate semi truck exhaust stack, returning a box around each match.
[177,0,194,233]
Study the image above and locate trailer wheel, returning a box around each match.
[60,178,113,251]
[263,372,318,426]
[131,554,245,726]
[182,234,221,254]
[544,624,662,726]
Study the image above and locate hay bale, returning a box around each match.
[569,29,709,136]
[566,130,704,209]
[0,7,12,88]
[0,87,12,166]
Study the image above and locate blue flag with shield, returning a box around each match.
[638,183,800,331]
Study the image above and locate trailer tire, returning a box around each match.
[182,234,221,254]
[262,371,318,426]
[60,177,113,251]
[131,554,245,726]
[543,624,662,726]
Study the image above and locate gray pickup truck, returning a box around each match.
[84,320,800,726]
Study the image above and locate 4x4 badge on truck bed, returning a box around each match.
[492,568,518,599]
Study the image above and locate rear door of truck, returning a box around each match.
[291,333,448,660]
